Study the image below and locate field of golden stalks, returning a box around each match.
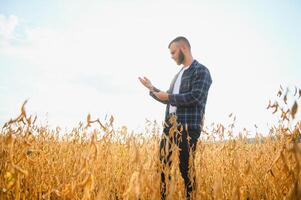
[1,87,300,200]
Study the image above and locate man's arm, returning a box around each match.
[168,68,212,106]
[139,76,168,104]
[149,87,169,104]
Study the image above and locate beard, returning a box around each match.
[177,49,185,65]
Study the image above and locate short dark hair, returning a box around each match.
[168,36,191,50]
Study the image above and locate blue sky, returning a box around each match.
[1,0,300,134]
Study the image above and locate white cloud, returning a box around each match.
[0,15,19,40]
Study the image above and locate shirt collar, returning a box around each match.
[182,59,196,72]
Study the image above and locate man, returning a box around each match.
[139,36,212,199]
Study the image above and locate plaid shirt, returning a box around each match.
[150,60,212,131]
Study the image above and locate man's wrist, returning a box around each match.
[149,86,155,92]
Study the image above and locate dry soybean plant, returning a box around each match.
[0,87,300,199]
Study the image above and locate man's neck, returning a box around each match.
[182,56,194,67]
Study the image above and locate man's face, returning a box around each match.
[169,42,185,65]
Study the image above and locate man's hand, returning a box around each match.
[153,91,169,101]
[138,76,154,92]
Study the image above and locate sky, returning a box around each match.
[0,0,300,135]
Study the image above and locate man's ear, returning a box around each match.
[180,45,186,52]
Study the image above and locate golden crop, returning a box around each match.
[0,87,300,199]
